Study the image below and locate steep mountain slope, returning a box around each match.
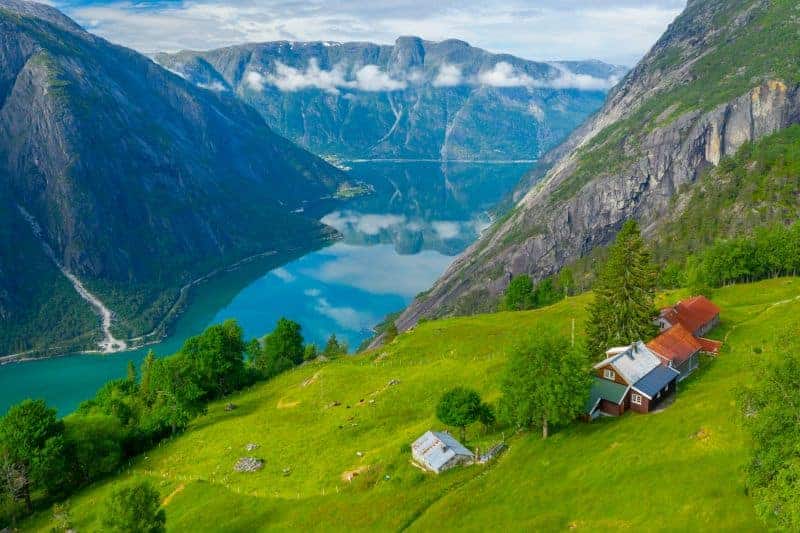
[397,0,800,328]
[154,39,625,161]
[21,278,799,531]
[0,0,345,356]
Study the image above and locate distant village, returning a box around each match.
[412,295,722,474]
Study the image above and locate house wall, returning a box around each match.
[695,314,720,337]
[596,365,629,386]
[599,399,624,416]
[628,390,650,413]
[675,352,700,380]
[441,454,473,472]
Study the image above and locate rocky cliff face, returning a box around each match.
[155,39,625,161]
[396,0,800,332]
[0,1,345,355]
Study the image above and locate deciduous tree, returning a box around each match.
[102,481,165,533]
[499,332,591,439]
[436,387,482,442]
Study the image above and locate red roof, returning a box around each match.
[697,337,723,355]
[647,324,703,364]
[660,296,720,335]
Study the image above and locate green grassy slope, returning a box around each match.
[23,279,800,531]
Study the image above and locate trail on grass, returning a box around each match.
[723,293,800,342]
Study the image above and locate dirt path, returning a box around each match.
[17,206,127,353]
[162,483,186,506]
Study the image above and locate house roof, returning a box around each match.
[632,365,679,399]
[594,341,662,385]
[698,337,723,354]
[647,324,703,364]
[411,431,473,471]
[660,296,720,334]
[585,377,629,414]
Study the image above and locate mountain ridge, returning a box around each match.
[0,0,346,356]
[154,38,625,161]
[395,0,800,331]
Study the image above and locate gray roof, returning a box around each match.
[633,365,679,399]
[594,341,661,385]
[412,431,473,472]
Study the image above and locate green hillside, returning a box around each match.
[22,278,800,531]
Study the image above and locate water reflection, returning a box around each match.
[0,161,529,415]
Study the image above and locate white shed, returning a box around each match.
[411,431,474,473]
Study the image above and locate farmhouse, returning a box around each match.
[588,341,679,417]
[657,295,721,337]
[647,323,702,380]
[412,431,474,473]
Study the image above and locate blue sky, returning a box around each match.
[50,0,687,65]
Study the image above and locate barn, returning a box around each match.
[657,295,721,337]
[411,431,474,473]
[647,323,702,380]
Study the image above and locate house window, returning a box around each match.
[603,369,616,380]
[631,393,643,406]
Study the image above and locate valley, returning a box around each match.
[0,161,529,416]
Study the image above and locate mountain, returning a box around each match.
[396,0,800,329]
[0,0,347,357]
[154,39,625,161]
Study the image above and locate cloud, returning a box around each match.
[264,58,350,93]
[353,65,407,92]
[60,1,684,66]
[477,61,618,90]
[313,297,377,331]
[305,242,453,297]
[433,63,462,87]
[304,288,322,297]
[546,64,621,90]
[477,61,534,88]
[246,60,406,93]
[321,211,406,236]
[431,221,462,240]
[197,80,227,92]
[244,70,266,91]
[271,267,296,282]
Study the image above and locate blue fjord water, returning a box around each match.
[0,161,529,415]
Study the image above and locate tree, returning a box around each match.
[0,400,68,510]
[383,321,399,342]
[323,334,348,359]
[303,344,318,361]
[126,361,137,383]
[146,357,204,435]
[181,319,246,397]
[502,274,535,311]
[498,332,592,439]
[586,220,658,357]
[738,352,800,529]
[102,481,165,533]
[557,268,576,297]
[140,351,156,403]
[260,318,304,367]
[436,387,482,442]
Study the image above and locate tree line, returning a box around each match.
[0,317,346,528]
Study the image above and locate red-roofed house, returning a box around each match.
[657,295,721,337]
[647,323,702,380]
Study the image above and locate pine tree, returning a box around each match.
[586,220,658,357]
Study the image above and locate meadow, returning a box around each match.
[23,278,800,531]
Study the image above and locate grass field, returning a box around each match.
[22,278,800,531]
